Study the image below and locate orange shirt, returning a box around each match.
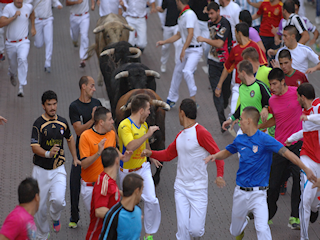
[79,128,116,183]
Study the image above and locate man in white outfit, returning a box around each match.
[0,0,35,97]
[120,0,156,52]
[157,0,202,108]
[66,0,94,68]
[26,0,62,73]
[96,0,120,17]
[0,0,12,61]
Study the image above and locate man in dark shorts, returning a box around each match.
[68,76,101,228]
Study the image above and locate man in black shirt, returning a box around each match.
[31,90,78,239]
[157,0,180,73]
[197,2,232,132]
[68,76,101,228]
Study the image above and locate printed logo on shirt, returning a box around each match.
[27,222,37,240]
[52,124,56,128]
[274,8,280,16]
[44,129,47,136]
[297,80,301,86]
[60,128,64,135]
[252,145,258,153]
[250,90,255,97]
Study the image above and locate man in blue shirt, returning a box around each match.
[99,173,143,240]
[205,106,316,240]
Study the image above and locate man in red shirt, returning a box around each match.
[249,0,283,53]
[278,49,308,87]
[215,22,267,116]
[86,147,131,240]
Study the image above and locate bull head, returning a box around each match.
[115,70,160,80]
[120,99,170,111]
[100,47,141,58]
[93,21,134,34]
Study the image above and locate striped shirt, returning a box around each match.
[235,0,263,27]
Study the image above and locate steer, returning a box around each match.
[100,41,141,105]
[115,89,170,186]
[110,63,160,116]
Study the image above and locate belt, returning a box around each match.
[120,165,143,173]
[239,186,268,192]
[188,44,202,48]
[38,18,46,20]
[127,15,143,18]
[73,11,88,16]
[82,180,95,187]
[6,37,27,43]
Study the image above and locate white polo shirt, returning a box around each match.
[69,0,88,15]
[122,0,154,18]
[2,2,33,42]
[178,8,201,46]
[32,0,62,18]
[99,0,120,17]
[276,43,320,74]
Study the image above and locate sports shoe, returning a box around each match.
[316,16,320,24]
[79,60,86,68]
[166,99,176,108]
[144,235,153,240]
[44,67,51,73]
[10,75,17,86]
[280,181,287,195]
[268,219,273,225]
[160,64,166,73]
[247,212,254,220]
[235,231,244,240]
[17,87,24,97]
[73,41,78,47]
[0,53,5,61]
[53,220,61,232]
[288,217,300,230]
[310,210,319,223]
[68,221,78,228]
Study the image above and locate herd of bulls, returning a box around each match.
[85,13,171,185]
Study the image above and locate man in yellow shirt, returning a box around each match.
[118,94,161,240]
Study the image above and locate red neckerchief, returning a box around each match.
[179,5,191,18]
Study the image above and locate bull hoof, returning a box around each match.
[97,78,103,86]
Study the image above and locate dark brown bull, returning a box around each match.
[115,89,170,186]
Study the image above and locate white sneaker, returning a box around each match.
[316,17,320,24]
[161,64,166,73]
[17,86,24,97]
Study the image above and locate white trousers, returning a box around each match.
[70,13,90,60]
[0,3,7,54]
[80,180,94,214]
[119,162,161,234]
[167,47,203,102]
[300,155,320,240]
[230,70,239,115]
[175,187,207,240]
[230,186,271,240]
[32,165,67,240]
[161,25,181,65]
[126,16,147,49]
[6,39,30,87]
[198,20,210,62]
[34,17,53,68]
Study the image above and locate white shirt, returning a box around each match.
[218,0,240,42]
[276,43,320,74]
[69,0,88,15]
[99,0,120,17]
[178,8,201,46]
[25,0,62,18]
[2,2,33,41]
[122,0,154,18]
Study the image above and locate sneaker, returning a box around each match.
[144,236,153,240]
[288,217,300,230]
[166,99,176,108]
[68,221,78,228]
[235,231,244,240]
[247,212,254,220]
[73,41,78,47]
[44,67,51,73]
[53,220,61,232]
[316,16,320,24]
[310,211,319,223]
[280,181,287,195]
[79,60,86,68]
[268,219,273,225]
[17,87,24,97]
[160,64,166,73]
[10,75,17,86]
[0,53,5,61]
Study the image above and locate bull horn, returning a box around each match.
[100,48,115,57]
[120,102,131,111]
[122,24,135,31]
[128,47,141,58]
[152,100,170,111]
[93,25,105,34]
[115,71,129,79]
[145,70,160,79]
